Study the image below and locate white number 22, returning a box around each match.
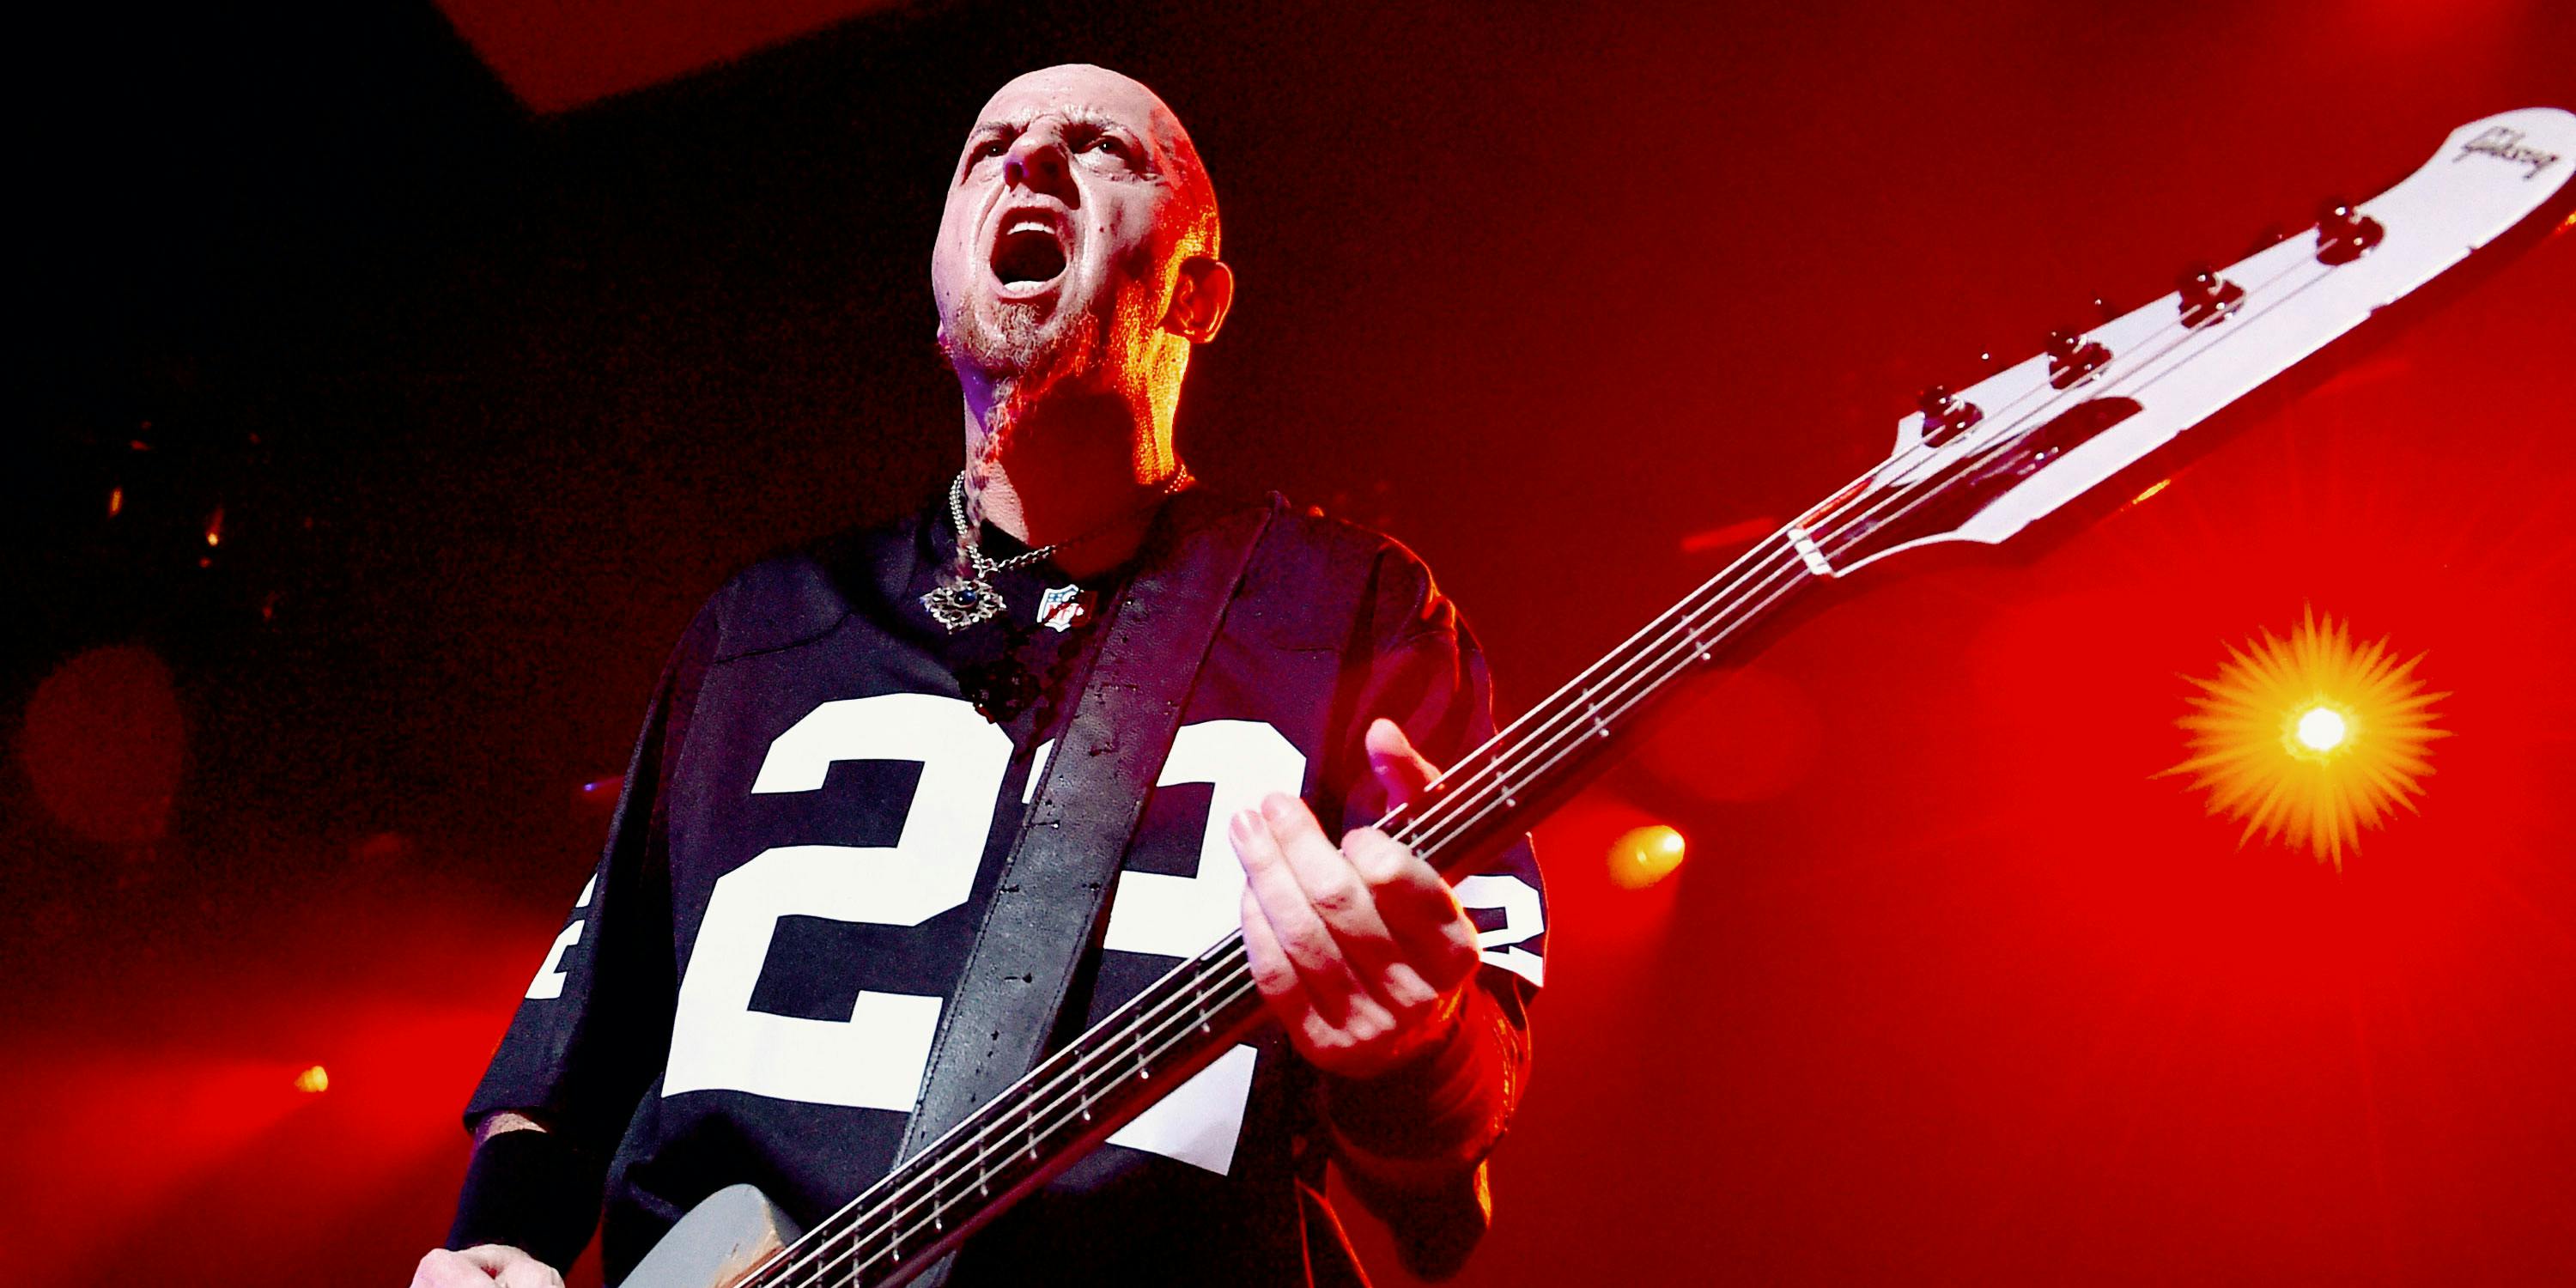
[653,696,1303,1174]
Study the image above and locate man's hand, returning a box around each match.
[410,1245,562,1288]
[1230,718,1483,1080]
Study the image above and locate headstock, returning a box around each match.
[1794,106,2573,578]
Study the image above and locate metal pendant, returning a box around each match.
[922,574,1005,632]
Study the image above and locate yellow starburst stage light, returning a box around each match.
[2167,608,2446,868]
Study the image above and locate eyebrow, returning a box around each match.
[969,108,1139,137]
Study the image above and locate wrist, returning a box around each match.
[1352,984,1471,1082]
[1323,984,1516,1168]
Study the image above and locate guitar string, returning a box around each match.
[747,538,1821,1287]
[813,554,1851,1282]
[755,244,2348,1287]
[809,546,1826,1281]
[1388,234,2325,828]
[828,966,1273,1285]
[780,550,1831,1288]
[746,903,1270,1285]
[1382,240,2342,857]
[761,933,1265,1286]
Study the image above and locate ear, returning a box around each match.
[1163,256,1235,343]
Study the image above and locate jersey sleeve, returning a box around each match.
[461,602,714,1157]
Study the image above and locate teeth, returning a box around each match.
[1007,219,1053,236]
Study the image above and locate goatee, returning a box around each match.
[942,303,1104,533]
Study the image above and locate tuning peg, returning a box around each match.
[2315,198,2385,265]
[2177,263,2245,329]
[2045,328,2111,390]
[1917,384,1984,447]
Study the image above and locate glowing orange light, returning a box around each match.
[293,1065,330,1094]
[1607,824,1687,889]
[204,506,223,548]
[2167,608,2446,867]
[2130,478,2172,506]
[107,487,124,517]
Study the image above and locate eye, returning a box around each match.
[971,138,1008,161]
[1084,136,1129,159]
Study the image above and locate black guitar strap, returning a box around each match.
[894,491,1279,1285]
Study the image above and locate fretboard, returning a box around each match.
[744,523,1828,1287]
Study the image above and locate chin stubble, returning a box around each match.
[947,305,1104,538]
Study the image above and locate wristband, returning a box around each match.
[446,1126,604,1273]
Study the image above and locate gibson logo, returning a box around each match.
[2453,125,2561,179]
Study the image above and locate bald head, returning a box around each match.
[931,64,1233,439]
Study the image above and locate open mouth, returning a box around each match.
[991,214,1068,290]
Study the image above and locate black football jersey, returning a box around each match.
[465,490,1547,1285]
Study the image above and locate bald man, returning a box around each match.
[414,65,1544,1287]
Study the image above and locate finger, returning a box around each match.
[1343,827,1480,999]
[496,1260,564,1288]
[1239,883,1331,1052]
[1364,718,1442,811]
[1230,799,1372,1023]
[1244,863,1404,1069]
[1255,793,1411,996]
[412,1249,494,1288]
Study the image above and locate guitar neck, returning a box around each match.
[1388,525,1828,872]
[744,526,1829,1287]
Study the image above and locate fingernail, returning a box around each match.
[1230,809,1255,839]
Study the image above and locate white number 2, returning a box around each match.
[662,694,1013,1109]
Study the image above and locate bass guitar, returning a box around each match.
[625,106,2575,1288]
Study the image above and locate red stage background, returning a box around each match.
[6,2,2573,1284]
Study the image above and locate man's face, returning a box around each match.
[931,65,1208,397]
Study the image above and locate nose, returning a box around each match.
[1002,129,1075,203]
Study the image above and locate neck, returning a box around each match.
[962,385,1183,580]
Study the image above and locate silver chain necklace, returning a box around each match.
[920,468,1189,632]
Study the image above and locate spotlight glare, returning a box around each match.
[2169,608,2446,867]
[2293,705,2348,753]
[294,1065,329,1094]
[1607,824,1687,889]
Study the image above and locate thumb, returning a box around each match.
[1364,718,1441,811]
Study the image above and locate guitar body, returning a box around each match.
[621,1185,802,1288]
[627,106,2573,1288]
